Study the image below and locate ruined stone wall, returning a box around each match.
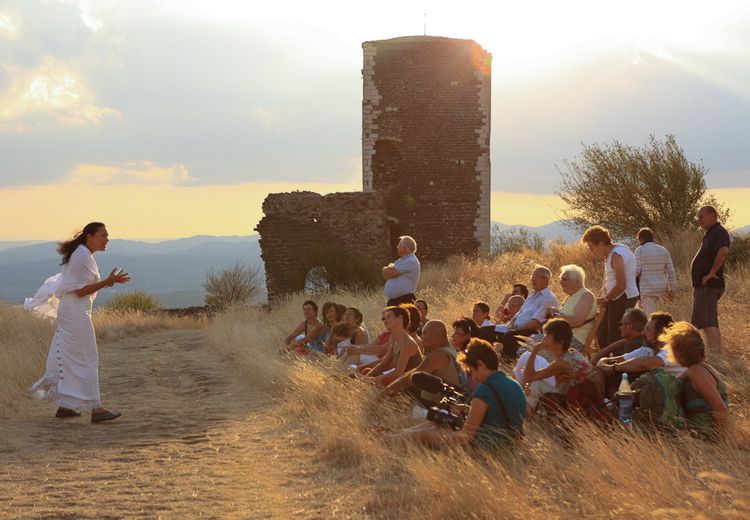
[255,191,391,301]
[362,36,492,259]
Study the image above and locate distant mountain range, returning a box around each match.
[2,220,746,308]
[493,221,750,240]
[492,220,581,242]
[0,236,263,308]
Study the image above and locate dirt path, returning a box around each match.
[0,330,341,519]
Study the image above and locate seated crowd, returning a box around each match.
[280,225,730,448]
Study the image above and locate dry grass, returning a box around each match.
[0,302,206,416]
[209,240,750,518]
[93,308,206,342]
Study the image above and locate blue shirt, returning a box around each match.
[509,287,559,330]
[384,253,421,299]
[472,371,526,447]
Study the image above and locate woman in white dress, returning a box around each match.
[28,222,130,423]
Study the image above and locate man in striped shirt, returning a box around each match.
[634,228,677,315]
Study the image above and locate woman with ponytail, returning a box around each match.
[26,222,130,423]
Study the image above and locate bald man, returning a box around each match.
[381,320,465,404]
[691,205,731,353]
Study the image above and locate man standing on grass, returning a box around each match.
[382,236,420,307]
[690,206,731,353]
[635,227,677,315]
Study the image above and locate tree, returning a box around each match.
[490,225,545,256]
[556,134,729,239]
[203,261,262,310]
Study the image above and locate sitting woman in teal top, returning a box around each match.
[665,321,729,439]
[398,339,526,449]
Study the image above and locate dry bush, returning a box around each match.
[209,240,750,517]
[106,290,161,313]
[203,261,262,310]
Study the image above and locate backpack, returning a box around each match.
[631,368,685,432]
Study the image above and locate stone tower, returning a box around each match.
[256,36,492,301]
[362,36,492,259]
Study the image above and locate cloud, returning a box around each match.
[67,161,193,185]
[0,9,21,40]
[249,106,278,129]
[0,56,120,130]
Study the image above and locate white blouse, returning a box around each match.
[24,244,100,318]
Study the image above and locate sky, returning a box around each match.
[1,0,749,240]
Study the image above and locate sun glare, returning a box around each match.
[160,0,746,78]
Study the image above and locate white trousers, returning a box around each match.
[639,295,661,316]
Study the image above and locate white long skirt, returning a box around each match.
[30,293,101,410]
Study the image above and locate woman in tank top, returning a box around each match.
[581,225,639,347]
[666,322,729,440]
[363,306,421,386]
[553,264,597,352]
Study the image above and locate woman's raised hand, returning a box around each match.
[106,268,131,286]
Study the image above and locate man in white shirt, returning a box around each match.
[595,312,682,397]
[382,236,421,306]
[499,266,559,358]
[635,227,677,315]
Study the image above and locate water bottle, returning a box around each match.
[617,373,633,424]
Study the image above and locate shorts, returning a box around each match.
[691,286,724,329]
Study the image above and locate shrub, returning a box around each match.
[106,290,160,312]
[728,232,750,268]
[203,261,262,310]
[490,224,545,256]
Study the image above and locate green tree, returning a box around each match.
[556,134,729,239]
[203,261,262,310]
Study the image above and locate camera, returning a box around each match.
[426,407,465,430]
[411,372,468,431]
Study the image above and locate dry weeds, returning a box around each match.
[208,241,750,518]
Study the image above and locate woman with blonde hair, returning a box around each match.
[550,264,597,352]
[665,322,729,439]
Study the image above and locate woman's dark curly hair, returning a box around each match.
[321,301,344,326]
[57,222,105,265]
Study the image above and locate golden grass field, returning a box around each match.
[1,233,749,518]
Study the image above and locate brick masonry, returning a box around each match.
[257,36,492,301]
[256,191,391,301]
